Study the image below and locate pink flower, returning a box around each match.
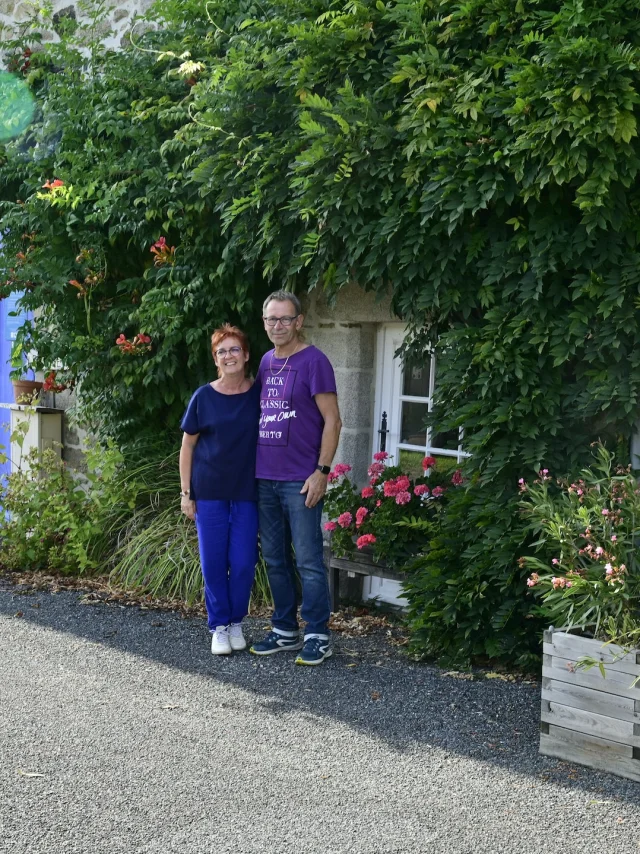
[376,500,381,507]
[451,470,464,486]
[327,471,338,483]
[337,512,353,528]
[333,463,352,477]
[395,475,410,491]
[551,577,566,589]
[383,480,400,497]
[518,478,525,485]
[595,546,604,556]
[361,486,374,499]
[367,462,385,478]
[526,574,539,588]
[355,507,369,528]
[395,491,411,505]
[373,451,389,461]
[356,534,377,550]
[422,456,436,470]
[414,484,429,496]
[432,486,445,498]
[602,509,609,516]
[611,535,617,542]
[565,581,573,588]
[551,558,559,565]
[605,563,613,576]
[324,521,337,532]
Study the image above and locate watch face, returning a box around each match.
[317,465,330,475]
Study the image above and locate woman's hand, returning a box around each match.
[181,495,196,521]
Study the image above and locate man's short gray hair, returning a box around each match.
[262,290,302,317]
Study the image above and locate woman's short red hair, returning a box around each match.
[210,324,250,375]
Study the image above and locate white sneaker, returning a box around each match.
[228,622,247,652]
[211,626,232,655]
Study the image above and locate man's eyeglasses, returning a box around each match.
[215,346,243,358]
[263,315,299,328]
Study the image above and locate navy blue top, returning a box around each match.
[180,381,261,501]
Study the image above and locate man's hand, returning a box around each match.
[181,496,196,521]
[300,469,328,508]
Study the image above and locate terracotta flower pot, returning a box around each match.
[12,379,43,404]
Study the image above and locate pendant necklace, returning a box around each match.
[270,341,300,377]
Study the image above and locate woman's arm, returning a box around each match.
[179,432,199,521]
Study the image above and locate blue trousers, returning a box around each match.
[258,480,331,637]
[195,500,258,632]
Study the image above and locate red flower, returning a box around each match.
[451,470,464,486]
[361,486,374,498]
[422,456,436,470]
[324,521,337,532]
[337,512,353,528]
[356,534,376,550]
[395,491,411,505]
[373,451,389,461]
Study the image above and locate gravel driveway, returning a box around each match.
[1,579,639,854]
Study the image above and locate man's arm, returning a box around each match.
[300,392,342,508]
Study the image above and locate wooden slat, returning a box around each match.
[328,555,404,581]
[541,676,639,723]
[541,700,640,747]
[546,653,639,688]
[547,631,640,674]
[542,664,640,701]
[540,733,640,783]
[546,723,633,757]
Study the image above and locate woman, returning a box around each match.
[179,324,261,654]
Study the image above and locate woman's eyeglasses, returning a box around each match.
[216,346,243,358]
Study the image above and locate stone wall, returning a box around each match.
[302,284,396,485]
[0,0,154,50]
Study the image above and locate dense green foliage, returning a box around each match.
[3,0,640,662]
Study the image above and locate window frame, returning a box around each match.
[373,323,470,464]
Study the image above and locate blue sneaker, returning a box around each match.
[295,635,332,666]
[250,630,303,655]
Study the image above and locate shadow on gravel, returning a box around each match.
[2,584,640,804]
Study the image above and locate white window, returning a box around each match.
[364,323,469,607]
[373,323,469,470]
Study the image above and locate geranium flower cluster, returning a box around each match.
[42,371,68,394]
[115,333,152,355]
[323,451,465,568]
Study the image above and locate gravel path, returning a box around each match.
[1,580,639,854]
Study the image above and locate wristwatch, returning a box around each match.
[316,464,331,475]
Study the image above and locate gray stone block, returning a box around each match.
[335,369,376,432]
[62,445,87,475]
[335,429,373,487]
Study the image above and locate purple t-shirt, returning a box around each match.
[256,345,337,481]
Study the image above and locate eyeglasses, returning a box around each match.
[215,346,243,358]
[263,315,299,328]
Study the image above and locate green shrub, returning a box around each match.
[0,427,137,574]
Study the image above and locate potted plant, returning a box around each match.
[324,452,464,569]
[9,338,42,404]
[521,445,640,782]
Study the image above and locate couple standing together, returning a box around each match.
[179,290,342,666]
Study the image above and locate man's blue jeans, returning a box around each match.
[258,479,331,637]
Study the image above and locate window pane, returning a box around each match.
[402,357,430,398]
[430,429,459,451]
[400,402,428,446]
[398,449,425,478]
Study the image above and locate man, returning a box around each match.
[250,290,342,665]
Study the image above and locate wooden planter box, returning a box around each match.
[327,547,404,611]
[540,628,640,782]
